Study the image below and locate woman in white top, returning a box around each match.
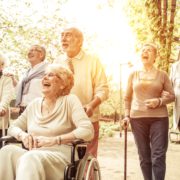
[0,54,14,147]
[0,64,94,180]
[170,50,180,130]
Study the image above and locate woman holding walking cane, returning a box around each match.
[123,43,175,180]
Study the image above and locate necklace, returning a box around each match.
[42,98,56,115]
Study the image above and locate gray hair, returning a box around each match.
[31,45,46,61]
[143,43,158,57]
[63,27,84,48]
[47,63,74,96]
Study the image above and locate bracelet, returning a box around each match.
[56,136,61,145]
[158,98,163,107]
[156,98,160,107]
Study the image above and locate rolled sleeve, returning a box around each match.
[73,121,94,141]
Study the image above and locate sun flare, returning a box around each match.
[3,0,138,89]
[60,0,137,88]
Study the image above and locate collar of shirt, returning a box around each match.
[29,61,47,75]
[68,50,84,61]
[139,65,156,73]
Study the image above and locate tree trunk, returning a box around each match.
[162,0,168,46]
[166,0,177,62]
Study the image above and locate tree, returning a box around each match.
[0,0,67,77]
[124,0,179,72]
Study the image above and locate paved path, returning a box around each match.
[98,132,180,180]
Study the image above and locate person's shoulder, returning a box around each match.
[157,69,170,79]
[171,61,180,68]
[83,50,99,61]
[128,67,138,77]
[157,69,167,75]
[26,97,42,109]
[65,94,82,106]
[31,97,42,103]
[66,94,79,101]
[40,61,49,69]
[1,75,13,82]
[53,54,67,63]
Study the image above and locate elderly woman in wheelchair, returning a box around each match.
[0,64,95,180]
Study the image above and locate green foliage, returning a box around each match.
[100,81,127,118]
[100,90,120,116]
[0,0,66,76]
[124,0,179,72]
[99,122,120,138]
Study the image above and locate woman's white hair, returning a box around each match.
[47,63,74,96]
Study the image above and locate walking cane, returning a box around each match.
[1,107,9,147]
[124,122,127,180]
[2,116,6,147]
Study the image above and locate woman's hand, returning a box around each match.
[19,132,34,150]
[4,72,18,86]
[122,116,130,129]
[161,91,171,98]
[145,98,159,109]
[19,133,58,149]
[33,136,57,148]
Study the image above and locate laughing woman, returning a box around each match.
[123,43,175,180]
[0,64,94,180]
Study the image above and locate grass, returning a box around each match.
[99,121,121,139]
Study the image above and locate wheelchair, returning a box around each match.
[0,136,101,180]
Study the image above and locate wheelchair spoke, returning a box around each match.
[75,154,101,180]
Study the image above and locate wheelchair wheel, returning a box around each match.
[75,154,101,180]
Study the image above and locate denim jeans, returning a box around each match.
[130,117,169,180]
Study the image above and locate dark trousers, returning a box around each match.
[130,117,169,180]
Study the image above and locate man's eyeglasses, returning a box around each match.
[29,49,42,53]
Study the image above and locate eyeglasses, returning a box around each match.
[44,72,61,80]
[29,48,42,53]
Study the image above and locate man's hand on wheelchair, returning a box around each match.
[84,105,94,117]
[122,116,130,129]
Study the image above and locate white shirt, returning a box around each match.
[18,62,48,106]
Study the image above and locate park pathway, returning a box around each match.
[98,132,180,180]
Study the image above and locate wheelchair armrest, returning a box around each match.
[0,135,21,143]
[71,139,89,146]
[70,139,91,163]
